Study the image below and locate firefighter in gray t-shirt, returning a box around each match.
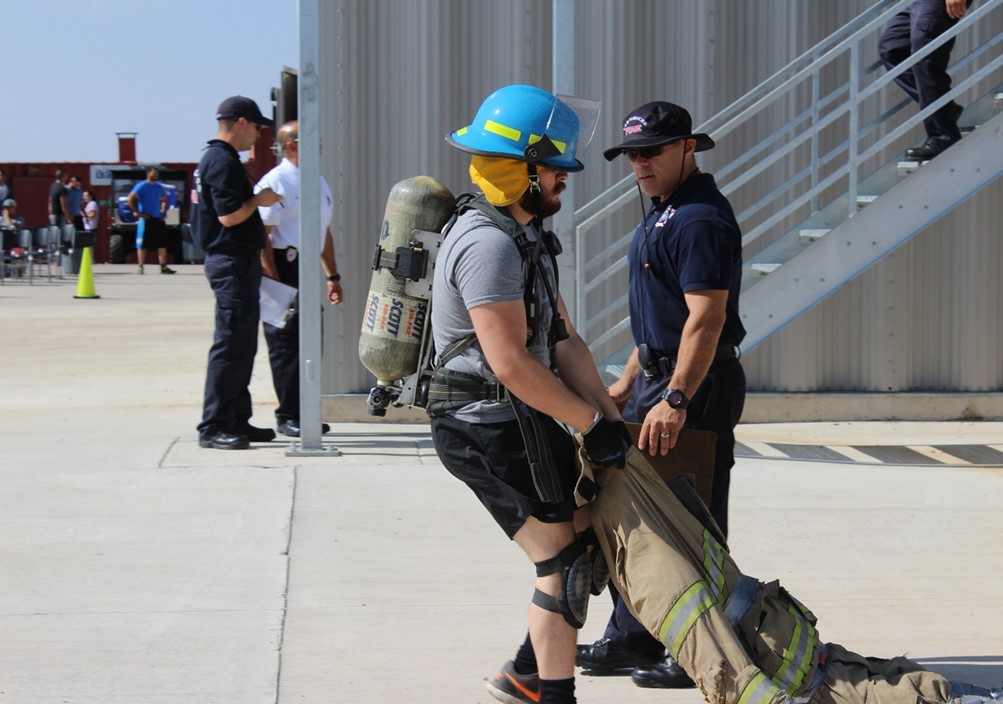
[427,85,630,704]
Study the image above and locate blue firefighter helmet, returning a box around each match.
[446,85,597,172]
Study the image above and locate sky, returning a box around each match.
[3,0,298,164]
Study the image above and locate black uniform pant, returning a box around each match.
[198,251,262,437]
[264,249,301,424]
[878,0,972,146]
[602,357,746,653]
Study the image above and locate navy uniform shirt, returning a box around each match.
[627,171,746,356]
[191,139,265,253]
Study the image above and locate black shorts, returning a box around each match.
[431,413,580,539]
[140,217,167,250]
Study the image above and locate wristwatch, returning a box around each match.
[327,274,341,283]
[660,388,690,410]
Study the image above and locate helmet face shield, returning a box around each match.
[555,95,601,148]
[447,85,601,172]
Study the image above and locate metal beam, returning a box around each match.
[291,0,339,456]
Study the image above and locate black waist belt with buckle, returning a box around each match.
[274,246,298,262]
[427,368,508,417]
[640,342,739,376]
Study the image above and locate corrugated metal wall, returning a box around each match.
[317,0,1003,395]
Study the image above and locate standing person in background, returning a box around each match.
[577,100,747,690]
[66,176,84,229]
[82,190,99,232]
[879,0,974,161]
[48,170,72,226]
[127,166,174,275]
[255,120,343,438]
[0,170,11,203]
[192,95,281,451]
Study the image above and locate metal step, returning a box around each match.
[799,229,830,244]
[995,92,1003,103]
[897,160,921,173]
[751,262,782,276]
[856,194,879,208]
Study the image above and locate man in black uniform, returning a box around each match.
[577,101,747,689]
[879,0,974,161]
[192,96,283,450]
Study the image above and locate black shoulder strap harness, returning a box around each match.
[427,194,573,504]
[433,193,568,373]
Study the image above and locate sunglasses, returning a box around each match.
[623,140,682,161]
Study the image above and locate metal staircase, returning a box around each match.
[576,0,1003,370]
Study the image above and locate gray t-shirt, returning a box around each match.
[432,208,557,423]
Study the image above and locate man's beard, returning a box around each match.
[519,181,565,219]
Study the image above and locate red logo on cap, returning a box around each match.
[623,116,647,136]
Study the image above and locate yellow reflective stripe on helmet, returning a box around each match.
[456,127,468,136]
[738,672,783,704]
[484,120,522,143]
[702,530,727,604]
[658,581,715,658]
[774,603,818,693]
[528,133,568,154]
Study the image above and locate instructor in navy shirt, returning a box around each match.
[578,101,747,689]
[192,96,283,450]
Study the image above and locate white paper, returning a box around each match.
[259,276,298,329]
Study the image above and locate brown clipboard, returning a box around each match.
[625,423,716,508]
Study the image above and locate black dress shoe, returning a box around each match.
[236,424,276,442]
[576,638,663,674]
[277,420,331,438]
[198,432,250,450]
[631,656,695,689]
[904,139,955,162]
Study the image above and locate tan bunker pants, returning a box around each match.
[586,448,957,704]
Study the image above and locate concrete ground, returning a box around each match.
[1,264,1001,704]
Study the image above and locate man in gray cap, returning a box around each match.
[1,198,25,230]
[577,101,747,689]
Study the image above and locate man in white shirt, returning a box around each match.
[255,120,343,438]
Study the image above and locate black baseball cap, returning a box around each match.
[215,96,274,127]
[603,101,714,161]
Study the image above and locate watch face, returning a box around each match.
[663,389,688,409]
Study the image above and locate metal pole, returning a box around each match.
[551,0,578,327]
[290,0,339,456]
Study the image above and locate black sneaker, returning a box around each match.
[160,265,176,275]
[485,660,539,704]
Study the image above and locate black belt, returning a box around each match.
[426,368,508,416]
[639,343,739,376]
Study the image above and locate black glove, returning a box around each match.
[582,415,630,469]
[611,419,633,448]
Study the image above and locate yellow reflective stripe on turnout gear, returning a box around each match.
[658,580,715,658]
[702,529,727,603]
[485,120,521,142]
[738,672,783,704]
[774,602,817,693]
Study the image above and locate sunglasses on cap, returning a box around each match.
[623,139,685,161]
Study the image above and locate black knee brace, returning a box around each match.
[531,531,608,628]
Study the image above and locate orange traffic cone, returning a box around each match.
[74,247,100,299]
